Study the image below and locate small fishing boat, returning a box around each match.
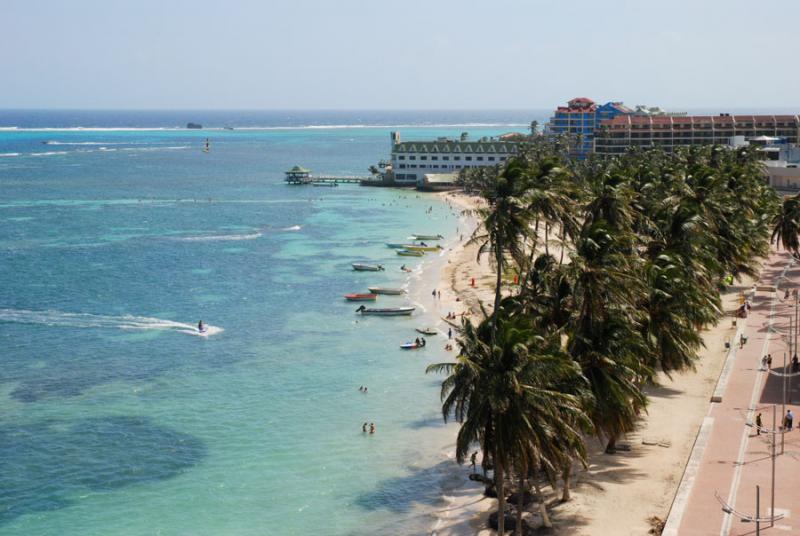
[397,249,424,257]
[344,293,377,301]
[355,305,414,316]
[386,243,407,249]
[411,234,444,241]
[400,342,423,349]
[416,328,437,335]
[352,263,384,271]
[404,244,442,252]
[312,182,338,187]
[368,287,405,295]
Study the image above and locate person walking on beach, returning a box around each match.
[470,451,477,472]
[767,354,773,368]
[448,327,452,339]
[755,413,763,436]
[432,289,437,298]
[785,410,794,431]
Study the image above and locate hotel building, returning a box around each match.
[544,98,633,158]
[595,114,800,155]
[389,132,519,185]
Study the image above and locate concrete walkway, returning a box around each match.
[670,249,800,535]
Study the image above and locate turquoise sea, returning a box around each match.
[0,111,540,535]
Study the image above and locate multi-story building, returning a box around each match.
[388,132,519,185]
[595,114,800,155]
[544,98,632,158]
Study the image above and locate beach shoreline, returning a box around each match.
[421,189,760,535]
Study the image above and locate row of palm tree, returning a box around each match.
[429,141,780,534]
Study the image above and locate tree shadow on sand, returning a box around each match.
[0,415,206,526]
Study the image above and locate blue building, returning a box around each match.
[545,97,632,158]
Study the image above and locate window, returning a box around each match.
[410,164,417,169]
[466,156,472,161]
[431,156,438,160]
[398,155,405,160]
[488,157,495,161]
[432,165,439,169]
[499,157,506,161]
[443,156,449,161]
[476,157,484,161]
[454,156,461,161]
[409,156,416,160]
[420,156,427,160]
[399,164,406,169]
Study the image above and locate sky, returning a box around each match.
[1,0,798,110]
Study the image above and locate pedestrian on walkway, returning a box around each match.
[784,410,794,431]
[767,354,773,368]
[448,327,452,339]
[755,413,763,436]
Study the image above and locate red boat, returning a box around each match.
[344,293,377,301]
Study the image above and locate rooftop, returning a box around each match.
[392,140,519,154]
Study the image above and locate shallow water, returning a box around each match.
[0,116,520,535]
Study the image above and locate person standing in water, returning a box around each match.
[198,320,204,332]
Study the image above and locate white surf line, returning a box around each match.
[721,263,791,535]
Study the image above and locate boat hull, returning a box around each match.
[404,245,442,252]
[368,287,405,295]
[411,234,443,241]
[352,264,384,271]
[397,250,424,257]
[345,293,377,301]
[415,328,437,335]
[356,307,414,316]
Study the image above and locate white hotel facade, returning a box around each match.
[388,132,520,185]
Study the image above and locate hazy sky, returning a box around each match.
[2,0,798,110]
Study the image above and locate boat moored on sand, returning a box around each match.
[397,249,424,257]
[352,263,384,271]
[355,305,414,316]
[403,244,442,252]
[415,327,437,335]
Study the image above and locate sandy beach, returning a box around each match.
[426,190,758,535]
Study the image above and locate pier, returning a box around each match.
[284,165,378,185]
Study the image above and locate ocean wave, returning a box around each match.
[42,141,127,146]
[0,152,20,157]
[30,151,68,157]
[180,232,262,242]
[121,146,189,152]
[281,225,302,231]
[0,308,223,337]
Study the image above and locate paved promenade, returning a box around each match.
[669,249,800,535]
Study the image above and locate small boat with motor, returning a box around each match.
[355,305,414,316]
[415,327,437,335]
[400,342,423,349]
[397,249,424,257]
[312,182,338,187]
[352,263,384,271]
[386,243,407,249]
[344,293,377,301]
[368,287,405,295]
[403,244,442,252]
[411,234,444,241]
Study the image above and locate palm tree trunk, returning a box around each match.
[559,224,566,266]
[492,232,503,346]
[520,218,540,289]
[561,460,571,502]
[545,223,550,256]
[605,436,617,454]
[517,473,525,535]
[496,445,505,534]
[532,479,551,528]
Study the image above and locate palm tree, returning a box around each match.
[468,160,531,344]
[427,315,589,534]
[772,194,800,255]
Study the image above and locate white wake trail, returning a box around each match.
[0,309,223,337]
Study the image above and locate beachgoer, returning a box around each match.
[363,422,368,433]
[755,413,762,436]
[448,328,452,339]
[432,289,437,298]
[364,387,368,393]
[369,423,376,434]
[761,355,768,370]
[421,337,426,347]
[198,320,204,332]
[415,338,421,346]
[767,354,773,368]
[784,410,794,431]
[793,355,799,373]
[470,451,477,472]
[437,290,441,299]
